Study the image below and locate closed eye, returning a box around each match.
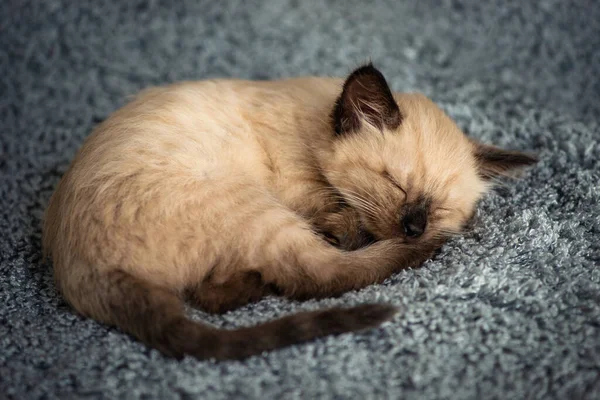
[433,207,453,218]
[382,170,407,196]
[434,207,453,215]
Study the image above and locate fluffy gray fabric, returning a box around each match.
[1,0,599,398]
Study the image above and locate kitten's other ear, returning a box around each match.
[474,143,538,179]
[332,63,402,135]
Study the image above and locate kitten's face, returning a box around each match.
[321,65,537,244]
[324,101,484,242]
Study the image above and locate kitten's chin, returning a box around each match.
[372,227,448,247]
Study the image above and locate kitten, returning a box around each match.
[42,64,536,360]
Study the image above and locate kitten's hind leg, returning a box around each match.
[187,270,279,314]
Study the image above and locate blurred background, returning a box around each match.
[3,0,599,137]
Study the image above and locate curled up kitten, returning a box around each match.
[42,64,537,360]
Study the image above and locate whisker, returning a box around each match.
[338,190,380,216]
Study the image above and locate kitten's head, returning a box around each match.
[320,64,537,244]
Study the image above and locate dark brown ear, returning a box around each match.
[332,63,402,135]
[474,143,538,179]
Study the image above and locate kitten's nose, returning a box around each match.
[402,209,427,238]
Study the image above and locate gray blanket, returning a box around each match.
[1,1,599,399]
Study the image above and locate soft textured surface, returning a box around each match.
[1,0,599,398]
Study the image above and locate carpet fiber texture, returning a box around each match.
[1,0,599,399]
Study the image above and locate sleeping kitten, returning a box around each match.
[42,64,536,360]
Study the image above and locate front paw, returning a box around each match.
[313,208,376,251]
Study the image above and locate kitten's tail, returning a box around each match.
[69,268,398,360]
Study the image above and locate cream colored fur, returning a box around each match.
[41,69,535,359]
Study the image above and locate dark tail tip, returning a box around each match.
[194,303,400,361]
